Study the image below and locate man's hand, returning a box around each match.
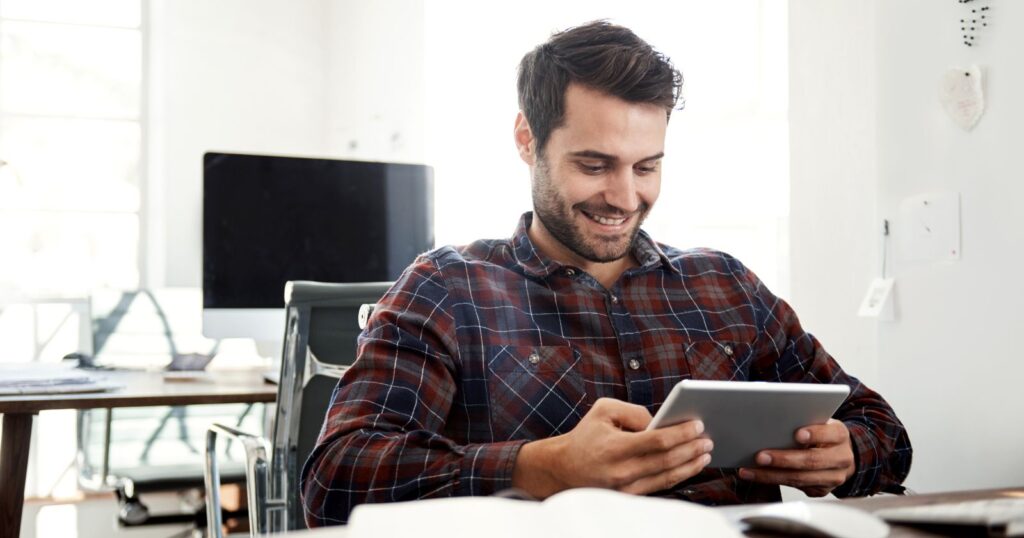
[737,419,855,497]
[511,398,713,499]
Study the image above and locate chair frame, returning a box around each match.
[204,281,389,536]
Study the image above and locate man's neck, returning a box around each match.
[527,219,637,290]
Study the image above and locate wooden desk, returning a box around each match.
[0,369,276,538]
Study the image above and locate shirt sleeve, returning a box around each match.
[300,257,527,527]
[732,256,913,497]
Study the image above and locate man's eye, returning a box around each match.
[635,166,657,175]
[579,163,607,174]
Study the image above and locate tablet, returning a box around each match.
[646,380,850,468]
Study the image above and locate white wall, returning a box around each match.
[875,0,1024,492]
[146,0,427,288]
[790,0,1024,492]
[147,0,331,287]
[324,1,426,163]
[788,1,880,385]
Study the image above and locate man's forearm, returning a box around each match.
[303,429,529,525]
[832,419,912,497]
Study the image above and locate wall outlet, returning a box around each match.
[858,277,895,321]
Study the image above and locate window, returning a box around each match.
[0,0,144,299]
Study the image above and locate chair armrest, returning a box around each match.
[204,423,271,537]
[284,280,392,307]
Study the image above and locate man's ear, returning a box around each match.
[514,112,537,165]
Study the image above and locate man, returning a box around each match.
[302,21,911,526]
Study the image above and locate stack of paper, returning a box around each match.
[0,363,120,395]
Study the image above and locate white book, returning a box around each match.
[348,488,743,538]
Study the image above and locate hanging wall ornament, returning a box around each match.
[957,0,990,47]
[939,65,984,131]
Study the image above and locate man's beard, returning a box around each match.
[531,158,649,263]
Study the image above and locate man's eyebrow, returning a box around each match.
[569,150,618,161]
[638,152,665,163]
[568,150,665,163]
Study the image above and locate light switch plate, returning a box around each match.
[897,192,961,263]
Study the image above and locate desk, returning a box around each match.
[278,487,1024,538]
[0,369,276,538]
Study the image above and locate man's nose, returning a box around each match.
[602,168,640,213]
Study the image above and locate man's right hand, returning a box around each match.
[511,397,713,499]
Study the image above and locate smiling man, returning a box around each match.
[301,21,912,526]
[523,83,665,289]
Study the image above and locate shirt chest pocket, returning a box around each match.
[486,345,591,440]
[684,340,753,381]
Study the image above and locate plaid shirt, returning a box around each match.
[302,212,912,526]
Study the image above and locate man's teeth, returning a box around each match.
[586,212,627,226]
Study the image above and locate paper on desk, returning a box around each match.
[0,363,121,395]
[348,487,743,538]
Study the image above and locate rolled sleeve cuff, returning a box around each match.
[457,440,529,496]
[832,421,879,498]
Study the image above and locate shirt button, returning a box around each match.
[565,268,576,277]
[610,295,619,304]
[528,352,541,365]
[682,488,696,496]
[628,358,641,370]
[723,344,734,356]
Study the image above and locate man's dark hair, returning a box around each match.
[517,20,683,156]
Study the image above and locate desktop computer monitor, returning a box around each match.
[202,152,434,339]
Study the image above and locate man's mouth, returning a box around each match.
[580,209,629,227]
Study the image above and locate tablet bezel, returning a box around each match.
[646,380,850,468]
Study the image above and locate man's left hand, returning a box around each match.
[737,419,855,497]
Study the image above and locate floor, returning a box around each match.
[20,491,200,538]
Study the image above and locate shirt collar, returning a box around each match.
[509,212,679,278]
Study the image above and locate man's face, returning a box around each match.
[518,84,667,264]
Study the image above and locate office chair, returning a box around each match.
[204,280,392,537]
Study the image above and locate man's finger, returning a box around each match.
[604,421,709,487]
[620,419,706,457]
[737,466,846,490]
[594,397,655,432]
[795,418,849,446]
[754,445,850,471]
[620,452,713,495]
[625,437,713,481]
[800,486,834,498]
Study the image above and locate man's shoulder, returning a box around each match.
[414,238,517,274]
[380,239,518,313]
[657,243,748,275]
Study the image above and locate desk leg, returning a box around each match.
[1,413,34,538]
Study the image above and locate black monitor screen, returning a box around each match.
[203,152,434,308]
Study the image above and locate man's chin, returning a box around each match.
[575,239,633,263]
[568,225,639,262]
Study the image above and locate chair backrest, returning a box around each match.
[267,280,392,532]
